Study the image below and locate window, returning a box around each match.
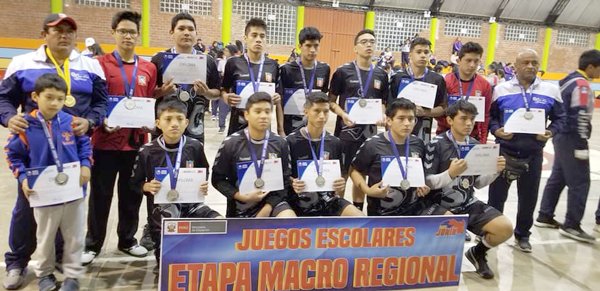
[504,24,539,42]
[374,10,430,51]
[556,30,590,47]
[444,18,481,38]
[76,0,129,8]
[233,0,296,46]
[160,0,212,16]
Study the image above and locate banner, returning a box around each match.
[160,216,467,291]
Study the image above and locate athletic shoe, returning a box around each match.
[211,115,217,121]
[119,244,148,257]
[534,216,562,229]
[3,268,25,290]
[465,232,471,241]
[218,127,225,134]
[59,278,79,291]
[514,237,532,253]
[140,224,154,251]
[81,250,97,266]
[465,246,494,279]
[38,274,57,291]
[559,226,596,244]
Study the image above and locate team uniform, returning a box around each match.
[436,73,492,143]
[487,77,565,240]
[221,55,279,135]
[212,130,292,217]
[351,133,445,216]
[389,69,446,142]
[329,62,389,172]
[151,48,221,143]
[0,45,107,272]
[278,61,330,135]
[285,129,351,216]
[424,132,502,235]
[130,136,221,261]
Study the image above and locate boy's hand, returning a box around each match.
[234,190,267,203]
[366,181,389,199]
[223,93,241,106]
[272,93,281,105]
[415,186,431,197]
[496,156,506,173]
[332,177,346,195]
[143,179,162,195]
[21,179,35,199]
[199,181,209,196]
[80,166,91,186]
[103,118,120,133]
[448,159,468,178]
[72,117,90,136]
[291,178,305,194]
[155,78,176,98]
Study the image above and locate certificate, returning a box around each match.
[297,160,341,192]
[26,162,83,207]
[448,95,486,122]
[237,158,284,195]
[283,88,320,115]
[396,80,437,108]
[154,168,207,204]
[235,80,276,109]
[503,108,546,134]
[162,53,206,84]
[106,95,156,128]
[459,144,499,176]
[380,156,426,187]
[345,98,383,124]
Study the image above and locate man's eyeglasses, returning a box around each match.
[115,29,138,37]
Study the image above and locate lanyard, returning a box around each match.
[387,131,409,181]
[45,47,71,96]
[113,51,138,97]
[162,136,185,190]
[244,129,270,180]
[245,53,265,93]
[455,72,475,101]
[37,112,64,173]
[297,60,317,95]
[353,61,374,98]
[446,130,469,158]
[304,128,326,177]
[520,86,533,112]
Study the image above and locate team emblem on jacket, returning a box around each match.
[268,153,278,159]
[475,90,481,96]
[317,77,324,88]
[138,75,147,86]
[265,72,273,83]
[62,132,75,145]
[374,79,381,90]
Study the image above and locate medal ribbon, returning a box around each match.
[163,136,185,190]
[455,72,475,101]
[520,85,533,112]
[305,128,326,178]
[244,129,270,180]
[113,51,138,97]
[298,60,317,95]
[245,53,265,93]
[37,112,64,173]
[45,47,72,97]
[387,131,409,181]
[446,130,470,159]
[353,61,374,98]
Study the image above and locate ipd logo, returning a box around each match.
[435,219,465,237]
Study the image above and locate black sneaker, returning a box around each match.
[534,216,562,229]
[140,224,154,251]
[514,237,532,253]
[559,226,596,244]
[465,246,494,279]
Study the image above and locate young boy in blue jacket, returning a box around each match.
[5,73,91,291]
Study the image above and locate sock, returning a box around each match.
[353,202,364,211]
[473,241,490,257]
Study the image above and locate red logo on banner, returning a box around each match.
[177,222,190,233]
[435,219,465,236]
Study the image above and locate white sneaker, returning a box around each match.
[119,244,148,258]
[3,268,25,290]
[81,251,97,266]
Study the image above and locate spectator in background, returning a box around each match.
[235,39,244,54]
[401,38,410,69]
[81,37,96,57]
[504,62,514,80]
[193,38,206,53]
[88,43,105,58]
[452,37,463,55]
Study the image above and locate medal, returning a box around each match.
[524,111,534,120]
[400,179,410,191]
[55,172,69,185]
[167,189,179,201]
[64,95,76,107]
[358,99,367,107]
[460,178,470,189]
[520,85,535,122]
[254,178,265,189]
[178,90,191,102]
[305,128,327,190]
[124,98,136,110]
[315,176,326,187]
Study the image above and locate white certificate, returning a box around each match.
[26,162,83,208]
[380,156,426,187]
[460,144,500,176]
[162,53,206,84]
[503,108,546,134]
[346,98,383,124]
[106,96,156,128]
[297,160,341,192]
[396,81,437,108]
[283,88,321,115]
[235,80,276,109]
[154,168,207,204]
[448,95,486,122]
[237,158,284,195]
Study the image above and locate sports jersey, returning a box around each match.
[436,73,492,143]
[212,130,291,217]
[389,69,447,142]
[278,61,330,134]
[221,56,279,135]
[558,70,594,139]
[92,52,157,151]
[350,133,426,216]
[329,62,389,142]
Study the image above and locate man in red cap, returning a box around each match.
[0,13,108,290]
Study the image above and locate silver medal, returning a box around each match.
[178,90,191,102]
[55,172,69,185]
[400,179,410,191]
[254,178,265,189]
[167,189,179,201]
[460,178,470,189]
[524,111,534,120]
[358,99,367,107]
[124,98,136,110]
[315,176,326,187]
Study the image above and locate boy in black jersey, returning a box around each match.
[390,37,446,143]
[424,100,512,279]
[279,27,331,135]
[212,92,296,217]
[349,98,445,217]
[130,100,222,266]
[328,29,389,211]
[221,18,282,136]
[286,92,363,216]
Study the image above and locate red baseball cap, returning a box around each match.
[43,13,77,30]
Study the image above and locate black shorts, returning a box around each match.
[290,193,352,216]
[368,200,447,216]
[233,200,293,217]
[455,201,503,236]
[342,140,364,174]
